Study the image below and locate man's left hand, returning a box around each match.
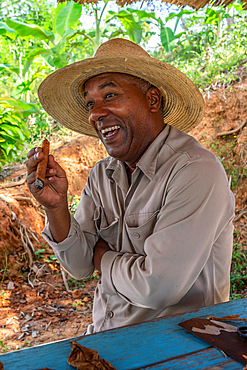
[93,238,111,272]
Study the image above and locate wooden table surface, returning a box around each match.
[0,298,246,369]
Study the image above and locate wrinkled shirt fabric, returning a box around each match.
[42,125,235,333]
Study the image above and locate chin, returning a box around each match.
[105,144,127,159]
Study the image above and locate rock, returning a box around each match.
[72,289,81,299]
[7,281,14,290]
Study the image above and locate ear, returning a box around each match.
[147,87,162,113]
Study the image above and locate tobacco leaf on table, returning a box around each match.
[207,314,247,322]
[67,341,116,370]
[0,360,4,370]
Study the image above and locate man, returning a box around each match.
[26,38,235,334]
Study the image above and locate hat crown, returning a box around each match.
[94,38,150,58]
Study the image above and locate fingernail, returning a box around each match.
[35,147,39,153]
[35,153,39,160]
[49,169,54,174]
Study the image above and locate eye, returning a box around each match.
[86,101,94,110]
[105,93,115,99]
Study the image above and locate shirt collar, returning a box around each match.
[105,125,171,181]
[136,125,170,180]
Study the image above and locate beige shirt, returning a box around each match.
[42,125,235,332]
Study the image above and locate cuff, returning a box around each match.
[101,250,123,296]
[42,213,79,251]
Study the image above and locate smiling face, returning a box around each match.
[84,73,164,169]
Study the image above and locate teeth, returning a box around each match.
[101,125,120,134]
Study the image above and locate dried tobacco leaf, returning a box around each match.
[67,341,116,370]
[208,315,247,322]
[0,360,4,370]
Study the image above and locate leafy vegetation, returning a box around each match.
[210,138,247,191]
[68,194,81,215]
[230,230,247,300]
[153,1,247,89]
[0,97,34,168]
[0,338,11,354]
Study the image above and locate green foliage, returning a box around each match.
[6,19,54,42]
[230,230,247,300]
[0,252,8,287]
[45,255,57,263]
[0,21,16,36]
[210,138,247,190]
[153,1,247,90]
[4,2,83,72]
[34,249,46,259]
[0,338,10,353]
[68,277,85,288]
[160,26,177,53]
[68,194,81,215]
[55,1,82,36]
[5,0,156,73]
[26,99,72,145]
[81,3,158,50]
[0,98,33,168]
[68,273,99,289]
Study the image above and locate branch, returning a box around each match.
[238,58,247,67]
[77,32,97,48]
[216,119,247,137]
[0,176,27,188]
[13,195,38,209]
[234,210,247,222]
[99,0,109,24]
[61,267,72,294]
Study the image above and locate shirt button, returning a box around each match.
[107,311,114,318]
[133,232,140,239]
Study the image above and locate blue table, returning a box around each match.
[0,298,246,369]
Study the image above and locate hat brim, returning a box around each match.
[38,55,205,138]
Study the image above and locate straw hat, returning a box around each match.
[38,38,205,138]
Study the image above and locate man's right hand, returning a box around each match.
[26,146,71,243]
[26,146,68,209]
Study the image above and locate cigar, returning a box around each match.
[35,139,50,190]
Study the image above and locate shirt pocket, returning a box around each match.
[125,210,159,254]
[94,206,118,249]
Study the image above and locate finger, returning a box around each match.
[26,170,37,187]
[35,167,57,181]
[26,151,44,176]
[47,155,67,178]
[27,169,55,193]
[27,157,64,187]
[27,147,41,159]
[46,167,57,177]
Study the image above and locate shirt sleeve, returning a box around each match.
[100,158,235,309]
[42,187,98,280]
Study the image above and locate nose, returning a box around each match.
[89,101,109,129]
